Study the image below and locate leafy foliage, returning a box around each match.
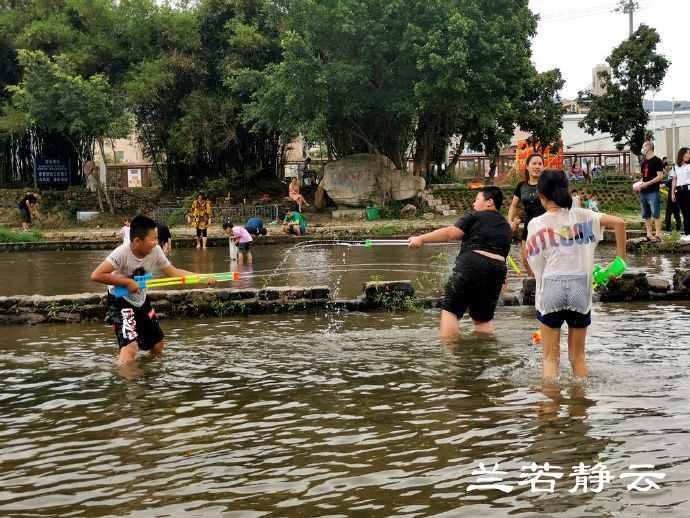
[248,0,565,173]
[1,0,569,190]
[578,25,669,156]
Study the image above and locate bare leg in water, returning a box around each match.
[439,309,496,341]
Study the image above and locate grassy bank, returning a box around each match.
[0,225,43,243]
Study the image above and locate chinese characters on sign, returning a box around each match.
[36,157,70,188]
[468,462,665,494]
[127,168,142,188]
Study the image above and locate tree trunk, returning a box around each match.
[97,139,115,214]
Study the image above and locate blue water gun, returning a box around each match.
[113,272,153,297]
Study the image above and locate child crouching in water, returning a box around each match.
[526,171,626,381]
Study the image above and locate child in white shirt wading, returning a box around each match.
[526,171,627,381]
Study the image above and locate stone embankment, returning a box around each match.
[1,271,689,326]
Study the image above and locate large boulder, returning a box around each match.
[318,153,425,208]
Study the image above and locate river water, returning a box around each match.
[0,242,688,298]
[1,305,690,516]
[1,244,690,516]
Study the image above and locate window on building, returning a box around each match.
[114,151,124,162]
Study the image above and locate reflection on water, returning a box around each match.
[1,303,689,516]
[1,242,688,298]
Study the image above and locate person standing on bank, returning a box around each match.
[637,141,664,242]
[17,192,40,231]
[508,154,546,277]
[664,158,682,233]
[189,193,213,249]
[408,187,512,340]
[671,147,690,241]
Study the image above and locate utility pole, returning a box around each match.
[615,0,640,37]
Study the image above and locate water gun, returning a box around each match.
[507,255,522,276]
[592,256,627,288]
[113,271,240,297]
[532,330,542,345]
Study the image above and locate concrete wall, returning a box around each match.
[0,187,162,213]
[1,273,689,326]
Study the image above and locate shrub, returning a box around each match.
[166,208,188,226]
[0,225,43,243]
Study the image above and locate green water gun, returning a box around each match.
[592,256,627,288]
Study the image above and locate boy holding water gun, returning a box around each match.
[408,186,513,340]
[526,171,626,381]
[91,215,212,364]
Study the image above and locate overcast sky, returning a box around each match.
[529,0,688,101]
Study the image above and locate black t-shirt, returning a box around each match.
[513,181,546,224]
[641,156,664,193]
[454,210,512,259]
[157,223,171,243]
[18,194,37,211]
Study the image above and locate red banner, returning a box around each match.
[516,139,563,173]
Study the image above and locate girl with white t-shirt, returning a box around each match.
[526,171,627,381]
[671,147,690,239]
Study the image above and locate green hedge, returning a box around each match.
[0,225,43,243]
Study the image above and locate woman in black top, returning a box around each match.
[17,192,40,231]
[508,154,545,277]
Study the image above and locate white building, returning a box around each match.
[591,64,611,97]
[558,111,690,161]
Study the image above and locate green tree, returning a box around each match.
[413,1,564,172]
[0,0,164,187]
[3,50,128,209]
[246,0,419,169]
[248,0,564,174]
[578,24,669,156]
[125,0,284,191]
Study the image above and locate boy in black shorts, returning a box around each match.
[408,186,513,340]
[91,215,212,364]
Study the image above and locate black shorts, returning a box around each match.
[441,252,507,323]
[106,294,164,350]
[238,242,251,253]
[196,227,208,238]
[19,208,31,223]
[537,310,591,329]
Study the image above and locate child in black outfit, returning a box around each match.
[408,186,513,340]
